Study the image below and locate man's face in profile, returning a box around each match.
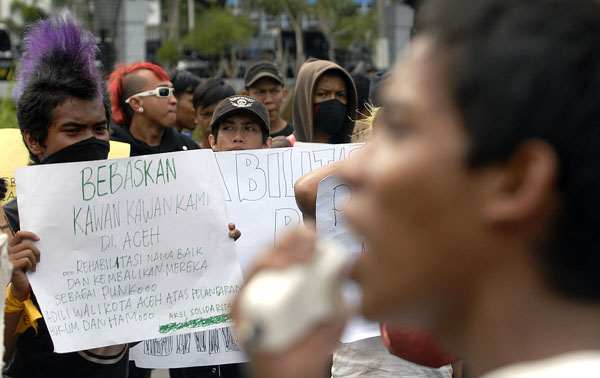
[342,37,494,322]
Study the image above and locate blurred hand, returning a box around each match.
[233,227,346,378]
[8,231,40,300]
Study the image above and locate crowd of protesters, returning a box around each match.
[2,0,600,377]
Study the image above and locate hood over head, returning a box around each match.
[292,58,357,143]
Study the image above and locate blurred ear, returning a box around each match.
[282,87,288,100]
[208,134,217,152]
[128,97,143,113]
[263,136,273,149]
[241,89,249,96]
[482,139,559,225]
[193,108,199,125]
[23,130,45,160]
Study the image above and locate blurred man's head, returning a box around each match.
[243,61,287,128]
[209,95,272,151]
[193,77,235,147]
[15,16,110,164]
[108,62,176,130]
[343,0,600,326]
[170,69,202,131]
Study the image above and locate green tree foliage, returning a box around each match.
[2,0,47,35]
[156,39,182,70]
[0,90,18,129]
[313,0,378,62]
[247,0,308,73]
[184,7,255,57]
[184,6,255,79]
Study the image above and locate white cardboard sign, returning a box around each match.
[15,150,243,353]
[316,174,381,343]
[130,144,364,368]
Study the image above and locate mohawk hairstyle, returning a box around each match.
[14,15,103,100]
[14,15,109,164]
[108,62,170,125]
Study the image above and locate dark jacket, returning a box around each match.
[2,199,129,378]
[110,123,199,157]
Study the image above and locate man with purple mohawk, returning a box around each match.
[2,16,129,378]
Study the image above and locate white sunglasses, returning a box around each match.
[125,87,174,103]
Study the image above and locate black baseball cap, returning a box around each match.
[244,61,285,88]
[211,95,271,134]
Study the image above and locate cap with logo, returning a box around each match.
[244,61,285,88]
[211,95,271,134]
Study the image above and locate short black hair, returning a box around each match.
[17,49,110,164]
[193,77,235,110]
[170,69,202,98]
[420,0,600,300]
[211,110,270,145]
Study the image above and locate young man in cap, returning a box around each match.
[236,0,600,377]
[170,95,270,378]
[243,61,293,138]
[210,95,273,152]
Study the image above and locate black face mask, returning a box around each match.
[313,99,347,136]
[41,137,110,165]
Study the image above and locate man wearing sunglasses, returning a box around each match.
[108,62,199,157]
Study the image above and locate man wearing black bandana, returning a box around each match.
[2,17,130,378]
[292,59,357,144]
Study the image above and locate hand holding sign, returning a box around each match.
[15,150,244,353]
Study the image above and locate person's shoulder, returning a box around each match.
[271,121,295,138]
[176,132,200,151]
[109,122,131,143]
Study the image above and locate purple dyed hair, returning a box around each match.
[14,15,102,100]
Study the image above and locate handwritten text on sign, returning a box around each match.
[219,144,363,273]
[131,144,364,368]
[316,174,380,343]
[15,150,244,353]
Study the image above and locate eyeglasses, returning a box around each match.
[125,87,175,103]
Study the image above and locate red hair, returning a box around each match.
[108,62,170,125]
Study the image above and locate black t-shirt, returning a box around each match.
[270,121,294,138]
[2,200,129,378]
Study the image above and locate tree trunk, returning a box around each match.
[187,0,195,30]
[276,14,284,71]
[328,35,335,62]
[283,3,305,75]
[167,0,180,42]
[292,16,304,74]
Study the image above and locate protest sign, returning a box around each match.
[0,128,131,205]
[130,144,364,368]
[219,144,363,274]
[130,326,247,369]
[15,150,243,353]
[316,174,380,343]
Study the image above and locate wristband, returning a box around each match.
[5,283,42,334]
